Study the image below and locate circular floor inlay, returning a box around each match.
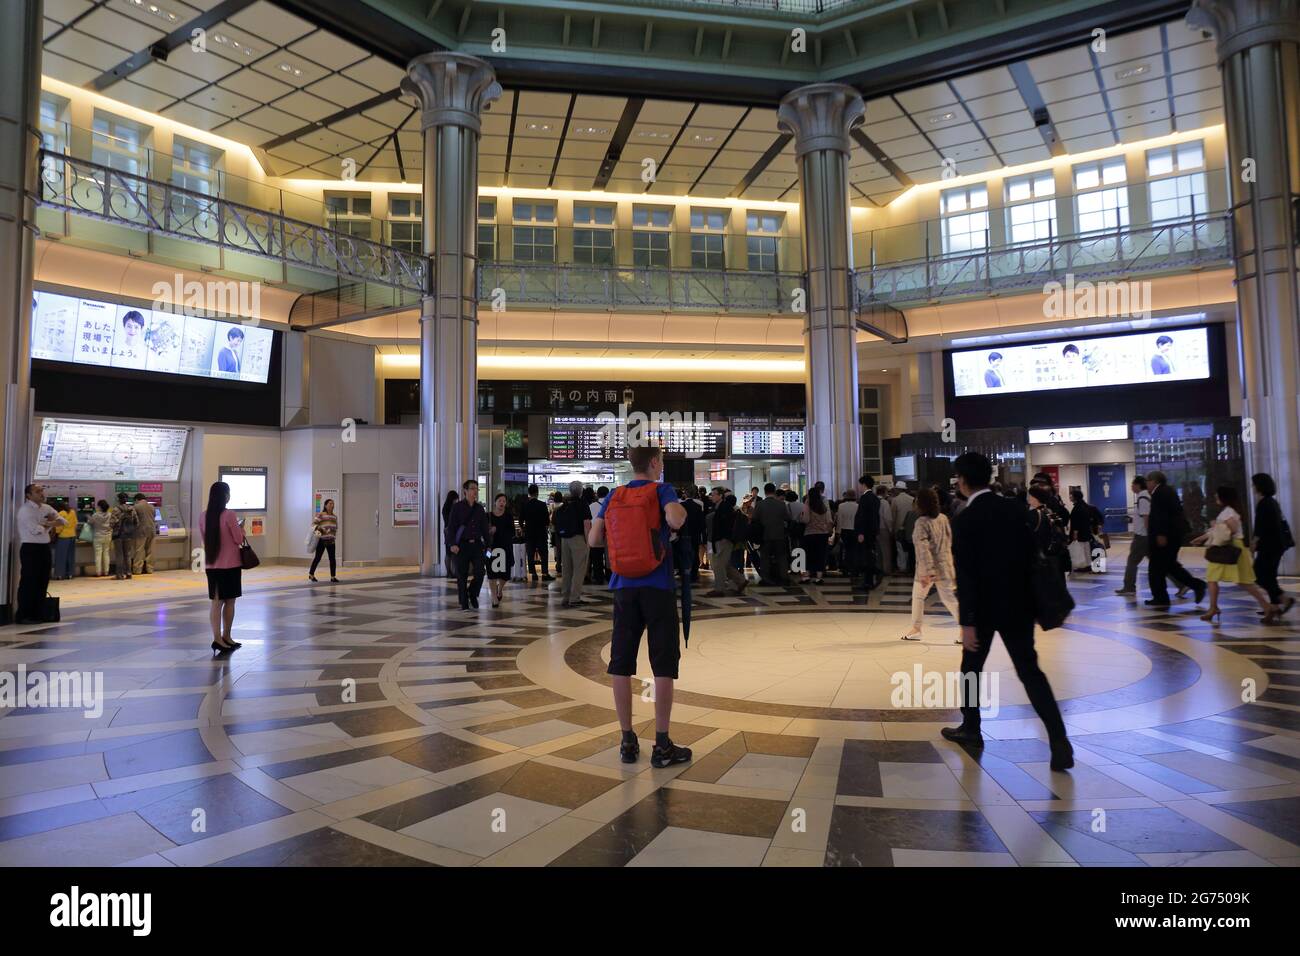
[599,611,1152,710]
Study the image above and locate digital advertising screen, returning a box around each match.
[33,420,189,482]
[949,327,1211,398]
[32,290,274,384]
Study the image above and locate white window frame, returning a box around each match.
[511,199,556,262]
[1073,157,1130,235]
[1146,140,1208,223]
[387,194,423,254]
[745,210,783,272]
[1003,171,1056,245]
[690,207,727,270]
[573,202,615,266]
[940,183,988,254]
[325,193,373,240]
[632,204,673,268]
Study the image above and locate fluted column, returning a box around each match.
[0,0,42,621]
[1187,0,1300,571]
[778,83,866,495]
[402,53,501,576]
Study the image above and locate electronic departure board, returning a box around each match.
[729,417,806,457]
[548,417,728,460]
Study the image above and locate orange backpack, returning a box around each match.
[604,483,664,578]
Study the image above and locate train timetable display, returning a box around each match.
[33,420,189,482]
[548,418,623,461]
[730,417,806,457]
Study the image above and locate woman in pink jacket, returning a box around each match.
[201,481,245,655]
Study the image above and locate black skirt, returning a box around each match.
[206,566,242,600]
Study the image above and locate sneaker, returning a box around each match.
[650,740,693,768]
[619,738,640,764]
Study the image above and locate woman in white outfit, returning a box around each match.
[901,488,962,642]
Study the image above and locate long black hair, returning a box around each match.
[204,481,230,558]
[807,487,827,515]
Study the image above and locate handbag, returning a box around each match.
[39,594,60,623]
[1067,539,1091,571]
[1205,543,1240,565]
[304,528,320,554]
[1031,552,1075,630]
[239,541,261,570]
[78,523,93,543]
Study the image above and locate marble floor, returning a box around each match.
[2,563,1298,868]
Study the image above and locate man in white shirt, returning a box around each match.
[891,482,915,573]
[1117,475,1153,595]
[15,483,64,624]
[836,490,859,578]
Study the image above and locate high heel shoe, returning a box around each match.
[1262,606,1283,625]
[1176,585,1189,598]
[1280,597,1296,617]
[1199,608,1221,623]
[308,574,317,582]
[223,637,242,649]
[211,641,234,656]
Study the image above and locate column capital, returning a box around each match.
[777,82,866,157]
[1186,0,1300,62]
[402,53,502,133]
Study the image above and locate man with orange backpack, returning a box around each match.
[587,444,693,769]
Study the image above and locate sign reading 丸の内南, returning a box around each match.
[393,474,419,527]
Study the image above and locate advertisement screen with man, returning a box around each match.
[950,327,1211,397]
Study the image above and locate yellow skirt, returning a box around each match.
[1206,539,1255,584]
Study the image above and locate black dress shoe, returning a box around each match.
[1144,599,1171,607]
[1050,738,1075,771]
[940,725,984,747]
[1192,581,1207,604]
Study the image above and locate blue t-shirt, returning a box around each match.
[598,479,678,590]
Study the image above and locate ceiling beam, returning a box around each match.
[89,0,260,92]
[729,133,792,199]
[1007,62,1067,157]
[547,94,577,189]
[261,88,402,151]
[593,97,643,190]
[851,128,914,188]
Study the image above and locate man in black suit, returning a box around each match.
[942,452,1074,772]
[520,485,554,582]
[853,474,881,592]
[1144,470,1206,607]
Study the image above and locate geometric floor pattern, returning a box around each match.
[2,564,1298,867]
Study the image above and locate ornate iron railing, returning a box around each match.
[36,149,427,294]
[478,262,804,313]
[853,213,1232,308]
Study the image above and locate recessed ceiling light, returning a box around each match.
[573,126,609,135]
[526,123,551,132]
[928,111,956,125]
[278,63,303,77]
[691,134,715,143]
[1115,63,1151,80]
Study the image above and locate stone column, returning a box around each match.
[1187,0,1300,572]
[402,53,501,576]
[0,0,42,621]
[778,83,866,494]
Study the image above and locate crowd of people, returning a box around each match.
[10,484,161,623]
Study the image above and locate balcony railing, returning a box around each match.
[478,261,804,312]
[36,149,427,294]
[854,212,1232,308]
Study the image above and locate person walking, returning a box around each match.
[1250,473,1295,616]
[53,498,79,580]
[308,498,339,582]
[706,491,749,596]
[200,481,244,655]
[131,493,156,575]
[14,484,64,624]
[441,490,460,578]
[836,490,859,579]
[1116,476,1152,595]
[1027,486,1068,583]
[855,477,881,592]
[1146,470,1206,607]
[942,452,1074,772]
[486,493,515,608]
[901,488,961,642]
[755,483,790,586]
[801,486,834,585]
[1190,486,1285,624]
[588,486,609,584]
[1067,488,1102,572]
[587,445,692,769]
[555,480,592,607]
[446,479,489,611]
[88,500,113,577]
[876,484,895,575]
[110,492,138,580]
[520,484,553,582]
[891,483,916,574]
